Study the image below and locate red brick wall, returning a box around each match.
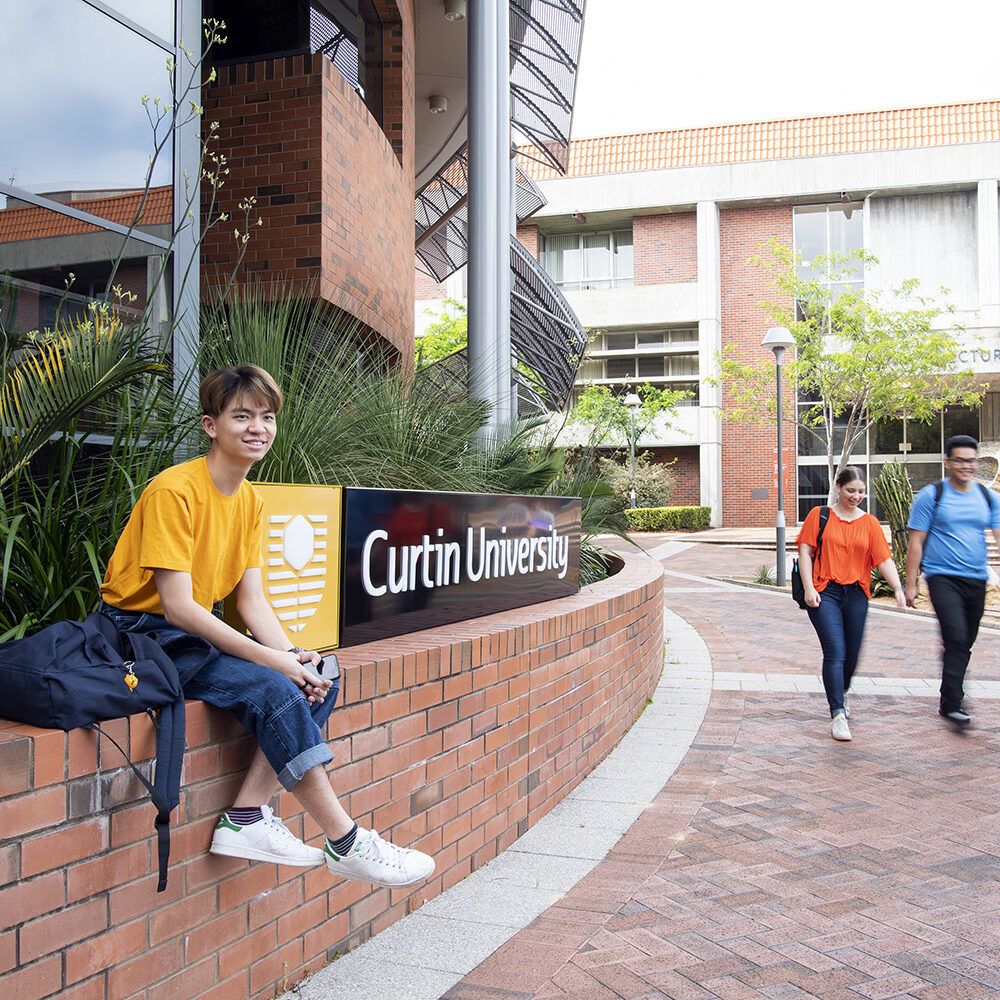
[516,225,540,261]
[0,555,664,1000]
[646,446,700,506]
[202,3,415,357]
[719,205,795,527]
[634,213,697,285]
[415,268,447,301]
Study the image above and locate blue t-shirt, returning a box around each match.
[908,480,1000,579]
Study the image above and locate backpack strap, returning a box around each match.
[977,482,996,513]
[813,506,830,560]
[925,480,946,537]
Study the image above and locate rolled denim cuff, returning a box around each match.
[277,742,334,791]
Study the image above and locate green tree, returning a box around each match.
[415,298,468,367]
[718,240,984,499]
[568,382,690,453]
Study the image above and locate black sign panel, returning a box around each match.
[340,488,581,646]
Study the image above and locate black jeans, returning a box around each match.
[806,581,869,717]
[926,574,987,713]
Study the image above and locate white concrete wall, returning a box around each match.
[866,191,978,310]
[562,283,697,329]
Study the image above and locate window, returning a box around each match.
[541,229,633,290]
[793,203,864,298]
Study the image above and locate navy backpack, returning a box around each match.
[0,612,209,891]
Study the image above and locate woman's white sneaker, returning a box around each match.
[831,714,852,741]
[324,827,435,887]
[210,805,325,866]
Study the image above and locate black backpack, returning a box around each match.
[791,506,830,609]
[0,612,204,891]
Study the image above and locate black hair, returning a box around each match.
[944,434,979,457]
[835,466,865,488]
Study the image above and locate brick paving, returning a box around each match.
[444,545,1000,1000]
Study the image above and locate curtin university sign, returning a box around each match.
[228,484,581,648]
[341,488,581,646]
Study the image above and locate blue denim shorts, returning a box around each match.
[98,603,338,790]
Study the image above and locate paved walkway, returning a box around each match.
[287,543,1000,1000]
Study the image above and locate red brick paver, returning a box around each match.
[445,546,1000,1000]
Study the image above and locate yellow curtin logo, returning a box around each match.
[225,484,342,650]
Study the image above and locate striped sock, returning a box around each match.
[225,806,264,826]
[327,823,358,857]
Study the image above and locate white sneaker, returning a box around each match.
[844,697,851,719]
[210,805,325,866]
[831,714,852,741]
[325,827,435,887]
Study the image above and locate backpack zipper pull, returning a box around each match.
[123,661,139,690]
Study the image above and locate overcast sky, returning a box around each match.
[571,0,1000,139]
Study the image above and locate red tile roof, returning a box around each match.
[0,186,173,244]
[518,101,1000,180]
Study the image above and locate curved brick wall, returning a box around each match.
[202,0,416,357]
[0,553,664,1000]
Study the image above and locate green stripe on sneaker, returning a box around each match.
[217,815,243,832]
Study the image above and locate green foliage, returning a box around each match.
[753,564,776,585]
[717,240,984,495]
[568,382,690,451]
[624,506,711,532]
[598,453,676,508]
[415,299,468,368]
[874,461,913,579]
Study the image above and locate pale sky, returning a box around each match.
[571,0,1000,139]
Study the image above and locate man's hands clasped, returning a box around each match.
[274,648,332,704]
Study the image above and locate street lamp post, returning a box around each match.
[761,327,796,587]
[623,391,642,509]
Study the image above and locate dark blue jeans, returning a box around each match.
[926,574,986,714]
[99,603,338,790]
[806,581,869,717]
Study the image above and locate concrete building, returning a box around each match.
[417,101,1000,526]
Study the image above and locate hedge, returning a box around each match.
[624,505,711,532]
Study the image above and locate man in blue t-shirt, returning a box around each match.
[905,434,1000,727]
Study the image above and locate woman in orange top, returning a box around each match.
[797,466,905,742]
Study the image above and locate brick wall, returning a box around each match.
[633,213,697,285]
[516,225,540,261]
[0,554,664,1000]
[645,446,701,506]
[202,4,415,357]
[719,205,795,527]
[415,269,447,301]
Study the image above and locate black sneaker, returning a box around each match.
[939,708,972,727]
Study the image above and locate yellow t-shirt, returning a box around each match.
[100,456,264,614]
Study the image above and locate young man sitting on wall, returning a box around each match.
[98,364,434,887]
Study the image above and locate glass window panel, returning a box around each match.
[794,209,827,274]
[0,200,159,337]
[604,332,635,351]
[636,331,665,347]
[582,233,611,283]
[0,3,173,216]
[906,416,941,456]
[829,207,864,278]
[542,234,581,286]
[637,356,665,378]
[104,1,175,42]
[904,461,943,493]
[943,405,980,441]
[799,497,826,522]
[798,465,830,495]
[669,353,699,376]
[606,357,635,379]
[668,328,698,344]
[872,418,904,455]
[612,230,633,281]
[576,359,602,381]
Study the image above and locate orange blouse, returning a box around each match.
[796,506,890,598]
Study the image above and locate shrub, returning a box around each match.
[599,453,677,509]
[624,506,711,532]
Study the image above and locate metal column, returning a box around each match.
[172,0,202,405]
[493,0,513,425]
[467,0,500,426]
